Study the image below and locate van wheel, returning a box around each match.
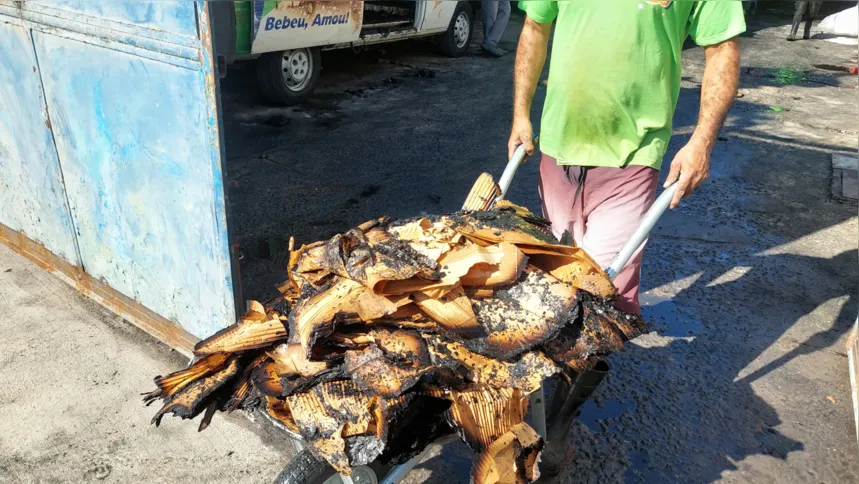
[439,3,473,57]
[257,47,321,105]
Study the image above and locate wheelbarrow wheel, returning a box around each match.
[273,448,390,484]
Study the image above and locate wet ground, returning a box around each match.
[217,6,858,483]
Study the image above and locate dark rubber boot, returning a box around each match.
[538,361,610,481]
[805,1,822,39]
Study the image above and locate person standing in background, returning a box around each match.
[481,0,511,56]
[788,1,822,40]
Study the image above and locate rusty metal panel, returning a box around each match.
[32,32,234,340]
[0,2,237,343]
[0,1,199,67]
[0,22,79,266]
[24,1,200,38]
[0,220,199,356]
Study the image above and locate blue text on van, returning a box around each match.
[264,12,351,31]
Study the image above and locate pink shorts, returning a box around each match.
[538,154,659,314]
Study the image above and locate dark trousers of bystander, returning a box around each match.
[481,0,510,48]
[789,1,823,40]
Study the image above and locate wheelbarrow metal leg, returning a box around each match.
[529,383,547,439]
[380,435,458,484]
[379,448,433,484]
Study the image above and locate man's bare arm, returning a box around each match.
[664,37,740,208]
[694,37,741,150]
[508,17,553,160]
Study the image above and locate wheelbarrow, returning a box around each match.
[271,142,679,484]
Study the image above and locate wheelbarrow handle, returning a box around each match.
[605,182,678,281]
[495,136,538,205]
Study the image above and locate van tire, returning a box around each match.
[257,47,322,105]
[440,2,474,57]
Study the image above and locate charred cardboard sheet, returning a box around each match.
[144,173,647,481]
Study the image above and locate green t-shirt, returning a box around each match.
[519,0,746,170]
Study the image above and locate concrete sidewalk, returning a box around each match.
[0,243,293,483]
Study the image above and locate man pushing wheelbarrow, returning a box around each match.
[509,0,744,478]
[142,2,744,482]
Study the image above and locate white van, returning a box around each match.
[213,1,480,104]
